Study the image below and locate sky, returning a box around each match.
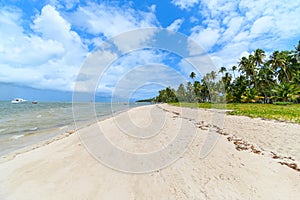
[0,0,299,102]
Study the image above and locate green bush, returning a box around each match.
[273,102,293,105]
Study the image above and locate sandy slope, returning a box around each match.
[0,104,299,199]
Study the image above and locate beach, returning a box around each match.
[0,104,299,199]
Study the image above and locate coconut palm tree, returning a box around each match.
[241,88,263,103]
[272,83,300,102]
[193,81,202,102]
[231,65,237,79]
[238,56,254,87]
[291,40,300,62]
[256,63,276,103]
[210,71,217,81]
[153,41,300,104]
[230,75,247,103]
[156,87,178,103]
[176,83,187,102]
[269,51,294,83]
[222,72,232,91]
[189,72,196,80]
[253,48,266,68]
[186,81,196,102]
[219,66,227,76]
[292,69,300,85]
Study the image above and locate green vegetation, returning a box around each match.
[154,41,300,104]
[136,98,155,102]
[170,102,300,123]
[149,41,300,123]
[228,104,300,123]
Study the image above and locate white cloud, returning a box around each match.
[48,0,79,10]
[0,5,87,91]
[220,16,244,42]
[200,0,238,19]
[0,7,61,67]
[171,0,200,10]
[1,0,300,97]
[0,3,163,93]
[111,28,158,53]
[188,0,300,70]
[97,49,168,96]
[75,49,118,93]
[32,5,78,42]
[166,18,184,32]
[210,41,249,69]
[68,3,159,38]
[189,26,220,51]
[250,16,274,35]
[64,0,79,10]
[184,54,218,76]
[190,16,199,23]
[150,4,156,12]
[233,31,249,43]
[244,0,300,51]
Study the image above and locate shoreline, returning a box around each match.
[2,103,300,169]
[0,102,150,158]
[0,104,299,199]
[0,104,154,162]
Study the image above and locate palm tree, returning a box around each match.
[272,83,300,102]
[154,41,300,104]
[238,57,248,76]
[230,75,247,102]
[176,83,187,102]
[291,40,300,63]
[292,69,300,85]
[231,65,237,79]
[241,88,263,103]
[186,81,195,102]
[268,51,295,83]
[253,48,266,68]
[219,66,227,76]
[248,54,259,87]
[190,72,196,80]
[256,63,275,103]
[210,71,217,81]
[200,72,216,102]
[222,72,232,90]
[269,51,284,70]
[193,81,202,102]
[238,56,254,87]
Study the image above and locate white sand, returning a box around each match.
[0,104,299,199]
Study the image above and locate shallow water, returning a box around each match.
[0,101,148,156]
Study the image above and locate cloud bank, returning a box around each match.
[0,0,299,100]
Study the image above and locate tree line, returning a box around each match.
[154,41,300,104]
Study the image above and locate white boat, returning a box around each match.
[11,98,28,104]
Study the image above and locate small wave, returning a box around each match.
[24,127,38,132]
[0,128,7,133]
[10,134,24,140]
[36,115,42,118]
[59,125,69,130]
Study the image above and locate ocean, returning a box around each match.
[0,101,148,156]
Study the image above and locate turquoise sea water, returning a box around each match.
[0,101,147,156]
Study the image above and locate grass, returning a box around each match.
[170,102,300,124]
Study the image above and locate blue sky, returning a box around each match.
[0,0,300,101]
